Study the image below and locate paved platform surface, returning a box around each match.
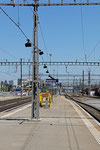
[0,96,100,150]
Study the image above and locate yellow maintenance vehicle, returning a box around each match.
[39,93,51,108]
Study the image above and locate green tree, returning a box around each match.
[1,81,4,91]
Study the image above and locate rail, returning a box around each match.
[65,94,100,122]
[0,96,31,112]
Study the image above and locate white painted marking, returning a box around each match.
[64,97,100,145]
[75,102,100,127]
[1,102,30,113]
[0,104,31,119]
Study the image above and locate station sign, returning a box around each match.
[46,79,59,83]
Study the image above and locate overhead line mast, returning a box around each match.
[1,0,100,118]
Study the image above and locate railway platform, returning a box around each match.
[0,96,100,150]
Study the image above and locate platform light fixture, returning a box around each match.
[25,39,32,47]
[43,64,47,68]
[39,49,44,55]
[46,70,49,73]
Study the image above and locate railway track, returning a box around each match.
[65,94,100,122]
[0,96,31,112]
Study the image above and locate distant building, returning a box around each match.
[9,80,18,87]
[13,80,18,87]
[9,80,13,86]
[18,78,32,87]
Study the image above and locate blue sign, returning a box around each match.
[46,79,59,82]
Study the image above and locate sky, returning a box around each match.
[1,0,100,81]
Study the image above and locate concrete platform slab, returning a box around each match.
[0,96,100,150]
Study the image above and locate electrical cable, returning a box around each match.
[80,0,87,61]
[39,22,50,59]
[0,7,29,40]
[41,55,44,62]
[26,7,50,72]
[87,39,100,59]
[0,70,18,78]
[18,0,20,26]
[0,47,17,59]
[80,0,100,60]
[25,0,34,62]
[0,6,32,63]
[26,1,50,62]
[25,1,50,63]
[40,55,50,73]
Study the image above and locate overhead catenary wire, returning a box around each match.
[25,0,33,61]
[40,55,50,72]
[41,55,48,67]
[25,1,50,62]
[25,2,50,70]
[80,0,100,60]
[26,2,50,61]
[80,1,87,61]
[18,0,20,26]
[0,3,50,75]
[87,39,100,59]
[41,55,44,62]
[39,22,50,59]
[0,7,29,40]
[0,5,33,63]
[0,70,18,78]
[0,47,18,59]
